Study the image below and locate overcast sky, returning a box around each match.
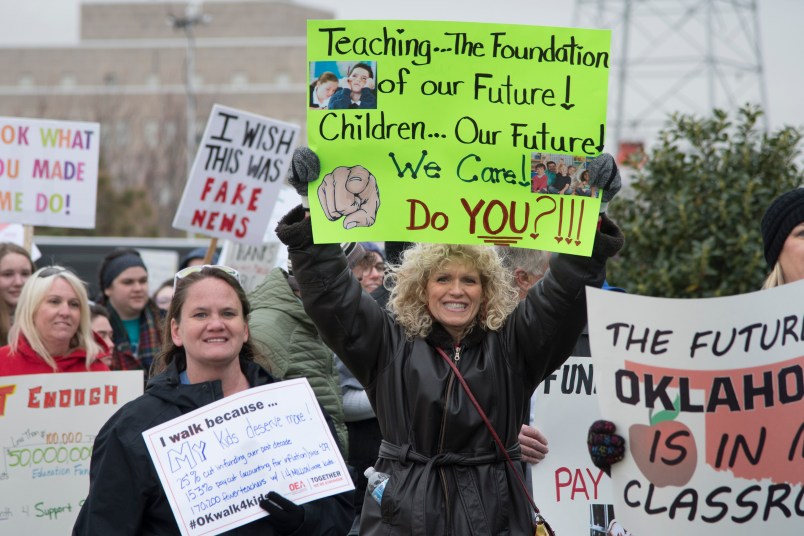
[1,0,801,138]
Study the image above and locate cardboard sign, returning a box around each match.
[0,371,144,533]
[217,242,280,294]
[531,356,617,534]
[143,378,353,536]
[0,116,99,228]
[218,185,299,293]
[306,21,610,254]
[0,223,41,260]
[588,283,804,535]
[173,105,299,245]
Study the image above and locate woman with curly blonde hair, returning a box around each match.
[275,147,625,536]
[387,243,520,339]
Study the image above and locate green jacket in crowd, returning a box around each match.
[247,267,349,456]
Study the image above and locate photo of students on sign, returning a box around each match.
[310,60,378,111]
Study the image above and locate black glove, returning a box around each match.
[287,147,320,208]
[591,213,625,260]
[587,420,625,476]
[275,204,314,250]
[587,153,622,213]
[260,491,305,535]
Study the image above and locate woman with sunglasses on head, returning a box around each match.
[97,247,164,374]
[74,265,353,536]
[0,266,110,376]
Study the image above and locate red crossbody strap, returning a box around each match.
[434,347,540,513]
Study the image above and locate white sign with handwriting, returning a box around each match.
[143,378,353,536]
[0,371,144,534]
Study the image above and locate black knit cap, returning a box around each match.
[761,188,804,267]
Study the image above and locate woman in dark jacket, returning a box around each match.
[275,192,623,534]
[74,265,353,535]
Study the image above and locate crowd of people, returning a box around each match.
[0,142,801,534]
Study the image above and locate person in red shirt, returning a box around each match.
[531,162,549,193]
[0,266,109,376]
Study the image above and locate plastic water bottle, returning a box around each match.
[364,466,390,505]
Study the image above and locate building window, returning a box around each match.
[60,73,77,88]
[231,71,248,87]
[275,71,291,86]
[145,73,160,88]
[18,74,34,87]
[143,120,159,149]
[103,73,118,86]
[115,120,129,147]
[163,121,177,142]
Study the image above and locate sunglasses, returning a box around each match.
[37,266,70,278]
[173,264,241,290]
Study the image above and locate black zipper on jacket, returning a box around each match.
[437,343,460,530]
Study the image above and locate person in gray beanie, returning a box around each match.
[97,248,163,375]
[761,187,804,288]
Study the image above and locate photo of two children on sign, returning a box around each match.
[309,61,378,110]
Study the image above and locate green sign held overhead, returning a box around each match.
[306,20,610,254]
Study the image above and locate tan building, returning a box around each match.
[0,0,332,235]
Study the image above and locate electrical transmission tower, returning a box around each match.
[574,0,768,153]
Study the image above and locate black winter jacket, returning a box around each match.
[73,357,353,535]
[276,207,623,536]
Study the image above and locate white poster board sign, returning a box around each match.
[138,248,180,293]
[588,283,804,535]
[0,116,99,228]
[217,242,280,294]
[0,223,41,260]
[143,378,353,536]
[0,371,144,533]
[172,105,299,245]
[218,185,299,293]
[531,356,616,535]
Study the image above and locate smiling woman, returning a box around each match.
[0,266,109,375]
[74,265,354,536]
[275,144,625,535]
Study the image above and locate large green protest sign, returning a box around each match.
[307,20,610,254]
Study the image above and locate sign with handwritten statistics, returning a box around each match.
[172,104,299,245]
[143,378,353,536]
[307,21,609,254]
[0,371,144,534]
[588,283,804,535]
[0,116,99,228]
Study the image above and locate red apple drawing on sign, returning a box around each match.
[629,394,697,487]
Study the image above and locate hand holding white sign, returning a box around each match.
[143,378,353,536]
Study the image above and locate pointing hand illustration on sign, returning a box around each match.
[317,165,380,229]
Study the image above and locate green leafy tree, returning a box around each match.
[609,105,803,298]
